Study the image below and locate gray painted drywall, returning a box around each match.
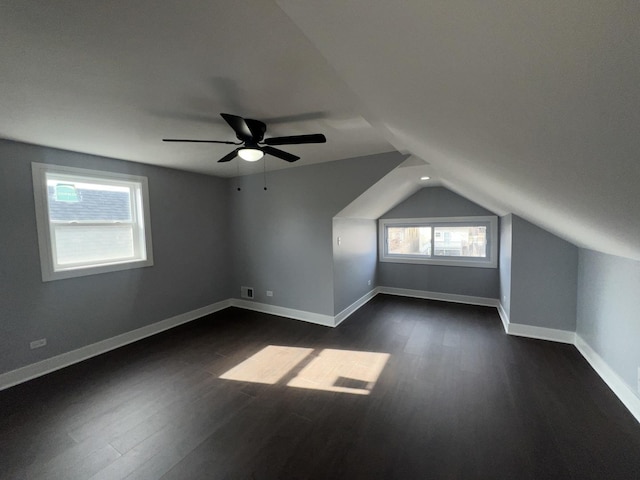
[378,187,500,299]
[0,140,232,374]
[332,218,377,314]
[499,214,513,317]
[509,215,578,330]
[381,186,493,219]
[230,152,404,315]
[577,249,640,399]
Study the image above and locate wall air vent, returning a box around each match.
[240,286,254,299]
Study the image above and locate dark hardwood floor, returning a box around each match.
[1,295,639,479]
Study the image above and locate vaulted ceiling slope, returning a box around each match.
[1,2,638,261]
[278,1,640,261]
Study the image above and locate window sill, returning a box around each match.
[380,256,497,268]
[42,258,154,282]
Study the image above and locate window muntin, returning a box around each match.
[379,216,497,268]
[32,163,154,281]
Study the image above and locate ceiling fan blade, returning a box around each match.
[262,146,300,163]
[163,138,240,145]
[218,148,240,163]
[220,113,254,141]
[245,118,267,142]
[263,134,326,146]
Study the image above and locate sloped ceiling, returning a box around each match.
[0,1,394,176]
[335,156,438,219]
[1,2,639,260]
[277,0,640,260]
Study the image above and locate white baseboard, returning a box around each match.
[0,296,351,391]
[3,292,638,426]
[497,302,510,333]
[575,335,640,424]
[0,299,232,392]
[378,286,499,307]
[230,299,336,327]
[231,288,378,328]
[497,304,638,423]
[506,323,576,344]
[334,288,379,326]
[497,301,575,344]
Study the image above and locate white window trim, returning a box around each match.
[32,162,154,281]
[379,216,498,268]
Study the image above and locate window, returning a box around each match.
[379,216,497,268]
[32,163,153,281]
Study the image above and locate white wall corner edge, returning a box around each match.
[0,299,232,392]
[334,287,380,327]
[575,335,640,424]
[497,302,510,333]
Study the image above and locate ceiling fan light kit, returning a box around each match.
[163,113,326,164]
[237,148,264,162]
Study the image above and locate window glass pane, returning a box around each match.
[387,226,432,256]
[33,163,154,280]
[47,179,132,222]
[53,225,135,266]
[433,226,487,257]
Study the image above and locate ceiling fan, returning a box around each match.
[163,113,326,163]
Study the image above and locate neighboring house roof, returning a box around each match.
[47,187,131,222]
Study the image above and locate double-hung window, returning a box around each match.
[32,163,154,281]
[379,216,497,268]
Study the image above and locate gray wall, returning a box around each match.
[378,187,500,299]
[0,140,232,374]
[509,215,578,330]
[499,214,513,317]
[577,249,640,399]
[230,152,404,315]
[381,186,493,218]
[332,218,377,314]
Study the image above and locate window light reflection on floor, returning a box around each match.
[219,345,390,395]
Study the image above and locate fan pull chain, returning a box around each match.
[236,158,241,191]
[263,157,268,191]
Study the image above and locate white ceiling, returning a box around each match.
[2,1,639,260]
[335,156,438,220]
[277,0,640,260]
[0,1,394,176]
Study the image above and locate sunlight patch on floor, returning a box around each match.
[219,345,390,395]
[288,348,390,395]
[219,345,313,385]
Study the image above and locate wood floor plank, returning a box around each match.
[1,297,639,479]
[90,385,254,479]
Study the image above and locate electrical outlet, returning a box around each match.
[266,290,273,297]
[367,280,371,286]
[337,236,341,246]
[30,338,47,349]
